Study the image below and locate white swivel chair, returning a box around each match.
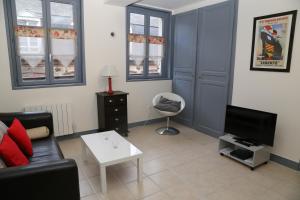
[152,92,185,135]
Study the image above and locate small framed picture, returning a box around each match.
[250,10,297,72]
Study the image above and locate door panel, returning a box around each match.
[201,5,233,72]
[193,1,235,137]
[194,81,227,136]
[173,11,198,72]
[172,10,198,126]
[173,76,194,124]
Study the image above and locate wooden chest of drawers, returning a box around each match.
[96,91,129,136]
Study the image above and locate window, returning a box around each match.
[127,6,170,81]
[4,0,85,89]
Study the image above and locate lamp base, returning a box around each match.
[107,77,113,95]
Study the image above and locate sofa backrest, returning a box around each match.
[0,112,54,135]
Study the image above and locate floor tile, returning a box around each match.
[81,194,101,200]
[142,192,171,200]
[59,122,300,199]
[149,170,185,190]
[79,179,94,198]
[126,177,161,199]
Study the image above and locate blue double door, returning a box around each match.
[172,0,236,137]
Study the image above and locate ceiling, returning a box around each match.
[138,0,205,10]
[104,0,206,10]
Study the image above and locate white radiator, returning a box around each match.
[24,103,74,137]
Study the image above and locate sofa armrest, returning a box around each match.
[0,159,79,200]
[0,112,54,135]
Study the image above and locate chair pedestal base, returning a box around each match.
[155,127,180,135]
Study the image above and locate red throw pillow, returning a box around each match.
[7,118,33,156]
[0,134,29,166]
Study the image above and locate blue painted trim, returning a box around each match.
[227,0,238,104]
[169,15,175,80]
[126,78,171,82]
[56,129,99,141]
[126,5,171,82]
[12,82,86,90]
[270,154,300,171]
[56,118,300,172]
[128,117,165,128]
[3,0,18,89]
[4,0,86,90]
[56,118,166,140]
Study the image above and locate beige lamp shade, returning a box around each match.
[101,65,118,77]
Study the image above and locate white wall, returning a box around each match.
[0,0,172,133]
[1,0,299,163]
[233,0,300,162]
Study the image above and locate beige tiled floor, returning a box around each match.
[59,122,300,200]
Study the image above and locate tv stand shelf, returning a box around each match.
[219,134,271,170]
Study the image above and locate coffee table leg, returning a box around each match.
[137,157,143,182]
[100,166,107,193]
[81,140,87,161]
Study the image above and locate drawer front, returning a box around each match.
[104,95,127,106]
[104,96,115,106]
[107,115,127,133]
[110,115,125,124]
[107,105,127,116]
[114,95,127,105]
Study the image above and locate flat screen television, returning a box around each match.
[224,105,277,146]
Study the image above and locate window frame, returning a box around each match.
[4,0,86,89]
[126,5,171,82]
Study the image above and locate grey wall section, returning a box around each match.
[172,10,198,126]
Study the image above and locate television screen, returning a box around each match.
[224,105,277,146]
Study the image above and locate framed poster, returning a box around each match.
[250,10,297,72]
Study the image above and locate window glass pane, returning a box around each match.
[130,13,144,34]
[149,44,163,75]
[50,2,76,80]
[129,42,145,76]
[18,36,46,80]
[150,17,163,36]
[15,0,43,26]
[50,2,74,28]
[51,30,77,79]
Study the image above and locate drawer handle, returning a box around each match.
[115,118,119,121]
[114,108,119,112]
[120,98,124,102]
[115,127,119,131]
[109,99,113,103]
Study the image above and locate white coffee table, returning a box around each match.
[81,131,143,193]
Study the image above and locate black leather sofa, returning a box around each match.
[0,112,80,200]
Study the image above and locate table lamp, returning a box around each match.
[101,65,117,95]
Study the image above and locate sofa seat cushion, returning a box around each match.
[30,137,63,164]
